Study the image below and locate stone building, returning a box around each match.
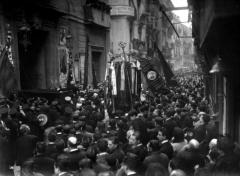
[0,0,110,95]
[170,15,194,71]
[189,0,240,141]
[109,0,176,67]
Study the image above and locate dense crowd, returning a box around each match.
[0,74,240,176]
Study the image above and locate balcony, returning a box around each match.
[84,1,111,28]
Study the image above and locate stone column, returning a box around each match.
[110,1,135,54]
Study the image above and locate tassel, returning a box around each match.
[110,63,117,95]
[120,61,125,91]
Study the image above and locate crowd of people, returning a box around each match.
[0,73,240,176]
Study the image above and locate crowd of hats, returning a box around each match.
[0,73,240,176]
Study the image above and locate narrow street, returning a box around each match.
[0,0,240,176]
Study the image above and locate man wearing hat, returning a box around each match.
[64,96,75,110]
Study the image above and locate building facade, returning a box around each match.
[84,0,111,87]
[0,0,110,96]
[189,0,240,141]
[109,0,176,69]
[170,15,194,71]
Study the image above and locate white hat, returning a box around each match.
[76,103,82,109]
[198,112,206,115]
[68,136,77,145]
[93,93,98,97]
[209,138,217,149]
[65,96,71,102]
[80,98,85,102]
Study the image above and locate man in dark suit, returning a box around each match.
[95,139,110,165]
[193,112,209,142]
[106,136,125,169]
[29,142,55,176]
[126,130,148,162]
[15,124,38,167]
[45,130,58,160]
[157,127,173,159]
[144,140,169,169]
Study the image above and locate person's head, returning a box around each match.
[157,127,168,142]
[20,124,31,135]
[128,109,138,121]
[208,149,219,163]
[126,128,134,140]
[35,142,46,155]
[79,168,96,176]
[54,154,70,174]
[209,138,217,151]
[170,169,187,176]
[128,133,138,146]
[173,127,184,143]
[79,158,92,170]
[48,131,57,143]
[67,136,78,148]
[217,136,235,155]
[179,150,198,173]
[136,112,144,119]
[188,139,200,150]
[97,139,108,153]
[32,157,55,176]
[198,112,210,125]
[86,145,97,162]
[145,163,168,176]
[116,119,126,131]
[98,171,114,176]
[55,139,65,153]
[153,109,160,116]
[123,153,140,172]
[128,131,141,146]
[107,137,118,152]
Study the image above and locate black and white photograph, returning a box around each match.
[0,0,240,176]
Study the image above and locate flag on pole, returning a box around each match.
[138,57,164,92]
[154,43,176,86]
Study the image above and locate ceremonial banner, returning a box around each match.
[110,63,117,95]
[138,57,164,91]
[154,43,176,86]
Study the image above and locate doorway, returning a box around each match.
[18,30,48,89]
[92,51,102,87]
